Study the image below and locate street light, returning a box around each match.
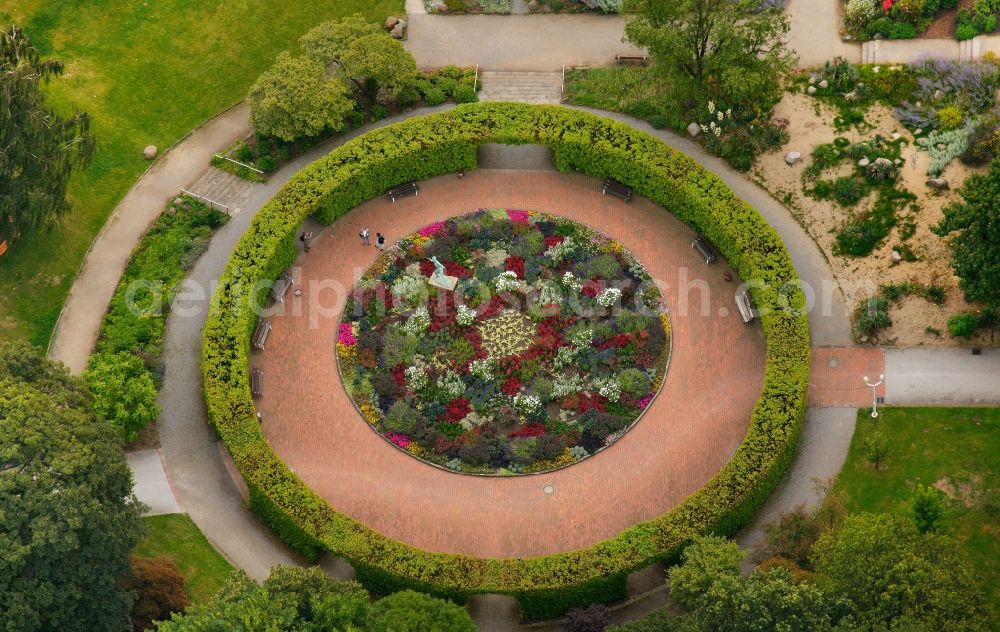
[863,374,885,418]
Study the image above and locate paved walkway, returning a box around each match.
[47,103,252,374]
[127,449,182,516]
[258,169,766,558]
[885,347,1000,405]
[785,0,860,66]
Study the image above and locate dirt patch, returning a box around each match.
[918,0,974,40]
[752,91,990,347]
[933,474,983,508]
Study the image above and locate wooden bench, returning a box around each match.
[691,235,718,264]
[602,178,633,202]
[270,273,293,303]
[735,290,759,324]
[616,54,649,66]
[387,181,419,203]
[250,367,263,397]
[251,319,271,350]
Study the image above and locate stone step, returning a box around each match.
[478,70,563,105]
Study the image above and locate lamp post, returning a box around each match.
[863,374,884,418]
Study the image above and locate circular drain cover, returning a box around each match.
[828,357,839,368]
[543,485,554,495]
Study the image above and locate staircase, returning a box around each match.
[185,167,261,217]
[478,70,562,104]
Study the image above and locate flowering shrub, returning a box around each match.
[338,209,670,475]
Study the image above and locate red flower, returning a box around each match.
[504,255,525,278]
[543,235,565,250]
[501,377,521,396]
[391,364,407,388]
[882,0,892,15]
[444,397,472,422]
[419,260,436,277]
[507,423,546,438]
[444,261,472,278]
[576,392,606,414]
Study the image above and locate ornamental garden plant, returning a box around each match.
[337,209,670,475]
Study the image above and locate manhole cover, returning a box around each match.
[828,357,839,368]
[543,485,554,495]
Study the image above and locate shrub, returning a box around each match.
[368,590,475,631]
[257,155,276,172]
[888,21,917,39]
[911,485,946,534]
[833,176,864,206]
[452,84,477,103]
[84,351,161,441]
[422,86,446,106]
[947,312,978,338]
[855,297,891,337]
[201,103,810,619]
[936,105,964,130]
[956,19,978,40]
[566,604,613,631]
[667,536,743,609]
[122,555,191,631]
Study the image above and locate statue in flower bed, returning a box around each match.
[337,209,671,475]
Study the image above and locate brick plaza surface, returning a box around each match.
[809,347,886,408]
[256,170,766,558]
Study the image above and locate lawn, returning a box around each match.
[135,514,234,604]
[834,407,1000,616]
[0,0,402,347]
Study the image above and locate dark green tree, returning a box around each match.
[667,535,744,609]
[0,342,144,632]
[367,590,475,632]
[0,26,95,244]
[911,485,947,534]
[690,568,835,631]
[934,158,1000,314]
[623,0,796,109]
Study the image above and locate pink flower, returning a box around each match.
[637,394,653,409]
[507,209,530,223]
[338,323,356,346]
[419,221,447,237]
[386,432,410,448]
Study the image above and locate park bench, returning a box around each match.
[250,367,263,398]
[270,272,293,303]
[387,181,419,203]
[735,290,759,324]
[616,54,649,66]
[602,178,633,202]
[251,319,271,351]
[691,235,717,264]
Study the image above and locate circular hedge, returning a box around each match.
[202,103,811,620]
[338,209,671,475]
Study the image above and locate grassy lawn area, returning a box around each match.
[135,514,234,604]
[835,407,1000,616]
[0,0,402,347]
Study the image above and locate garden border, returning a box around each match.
[201,102,811,619]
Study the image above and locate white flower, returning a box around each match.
[593,376,621,403]
[561,271,582,291]
[568,327,592,348]
[456,303,477,326]
[707,100,716,114]
[552,373,585,398]
[717,110,724,122]
[437,369,466,400]
[494,270,522,292]
[726,108,732,118]
[401,306,430,334]
[700,124,709,133]
[405,365,429,391]
[469,357,497,380]
[552,345,578,370]
[713,125,722,138]
[596,287,622,307]
[545,236,576,263]
[513,393,542,415]
[392,274,424,306]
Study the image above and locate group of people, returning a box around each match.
[298,227,386,253]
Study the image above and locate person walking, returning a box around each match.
[375,232,385,251]
[299,231,313,253]
[359,227,370,246]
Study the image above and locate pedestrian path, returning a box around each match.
[127,450,183,516]
[886,347,1000,405]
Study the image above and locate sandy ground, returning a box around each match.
[752,92,993,347]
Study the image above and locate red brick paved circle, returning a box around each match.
[256,170,765,558]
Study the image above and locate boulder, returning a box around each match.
[858,158,870,167]
[933,88,945,100]
[927,177,949,190]
[894,158,903,165]
[142,145,157,160]
[390,20,406,39]
[528,0,539,9]
[891,132,901,140]
[807,85,817,95]
[687,122,701,137]
[808,74,818,85]
[872,66,881,73]
[914,128,923,136]
[784,151,802,166]
[890,250,902,263]
[818,79,829,89]
[385,16,400,29]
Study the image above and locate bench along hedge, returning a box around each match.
[202,103,811,620]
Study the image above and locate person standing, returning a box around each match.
[359,227,370,246]
[299,231,313,253]
[375,232,385,251]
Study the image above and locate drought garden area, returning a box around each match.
[1,0,998,630]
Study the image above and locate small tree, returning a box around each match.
[691,568,834,631]
[0,25,95,244]
[367,590,475,632]
[300,13,382,67]
[667,535,744,609]
[247,52,354,142]
[122,556,191,631]
[864,430,889,469]
[337,33,417,107]
[752,505,822,569]
[911,485,946,534]
[84,351,161,441]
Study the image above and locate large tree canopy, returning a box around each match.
[0,342,144,632]
[623,0,796,108]
[0,26,95,244]
[934,157,1000,310]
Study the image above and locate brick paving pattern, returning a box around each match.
[256,169,766,558]
[808,346,886,408]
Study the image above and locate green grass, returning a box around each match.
[834,407,1000,616]
[0,0,402,347]
[134,514,235,604]
[563,67,672,121]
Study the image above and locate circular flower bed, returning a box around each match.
[337,209,671,475]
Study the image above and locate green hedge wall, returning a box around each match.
[202,103,811,620]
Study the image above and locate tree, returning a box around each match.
[811,513,991,631]
[752,505,823,569]
[300,13,382,67]
[911,485,946,534]
[863,430,889,469]
[367,590,475,632]
[0,26,95,244]
[0,342,145,632]
[623,0,796,109]
[247,52,354,142]
[667,535,744,609]
[122,556,191,631]
[934,158,1000,311]
[84,351,161,441]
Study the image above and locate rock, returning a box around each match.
[894,158,903,165]
[784,151,802,166]
[858,158,870,167]
[687,122,701,137]
[770,116,789,129]
[891,132,901,140]
[891,250,902,263]
[927,177,949,190]
[142,145,157,160]
[437,3,448,12]
[872,66,881,73]
[807,85,817,95]
[818,79,829,89]
[936,143,946,150]
[385,16,400,29]
[873,33,883,40]
[808,75,818,85]
[933,89,945,100]
[914,128,923,136]
[390,20,406,39]
[528,0,539,8]
[873,157,893,168]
